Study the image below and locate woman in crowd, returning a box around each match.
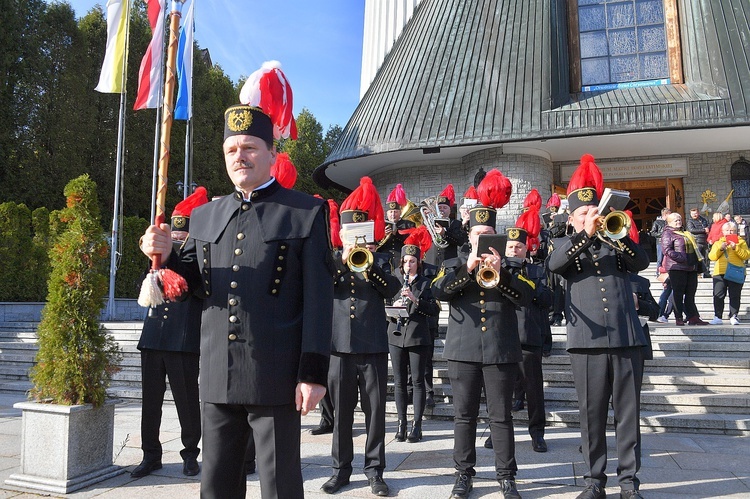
[661,213,708,325]
[708,222,749,325]
[387,227,439,443]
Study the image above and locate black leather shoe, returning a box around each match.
[395,419,407,441]
[407,420,422,442]
[311,421,334,435]
[499,479,521,499]
[368,475,389,496]
[245,460,256,475]
[620,490,644,499]
[182,456,200,476]
[321,475,350,494]
[484,436,493,449]
[551,319,563,327]
[450,472,472,498]
[131,459,162,478]
[511,399,524,412]
[576,484,606,499]
[425,394,435,407]
[531,435,547,452]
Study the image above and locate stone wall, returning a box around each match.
[0,300,145,323]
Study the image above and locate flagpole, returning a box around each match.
[149,5,168,221]
[183,118,191,198]
[106,0,132,321]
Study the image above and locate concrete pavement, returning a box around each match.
[0,394,748,498]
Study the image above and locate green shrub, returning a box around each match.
[30,175,122,406]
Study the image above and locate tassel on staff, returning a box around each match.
[138,0,190,309]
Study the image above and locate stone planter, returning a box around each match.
[5,399,125,494]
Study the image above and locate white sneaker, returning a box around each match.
[657,316,668,323]
[709,316,723,325]
[730,316,740,325]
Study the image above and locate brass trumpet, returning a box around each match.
[347,235,373,281]
[596,210,631,250]
[476,261,500,288]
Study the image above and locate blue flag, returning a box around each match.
[174,0,194,120]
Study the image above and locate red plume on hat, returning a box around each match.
[567,153,604,198]
[271,152,297,189]
[625,209,639,244]
[477,169,512,209]
[387,184,407,206]
[464,186,478,200]
[546,193,561,208]
[516,206,542,252]
[340,177,386,241]
[523,189,542,211]
[172,186,209,217]
[239,60,298,140]
[438,184,456,206]
[403,225,432,257]
[316,194,342,248]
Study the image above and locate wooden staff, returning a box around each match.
[139,0,187,308]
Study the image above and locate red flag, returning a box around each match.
[134,0,165,110]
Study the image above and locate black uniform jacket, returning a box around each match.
[505,258,553,347]
[166,181,334,406]
[139,242,202,354]
[332,251,400,354]
[547,229,650,350]
[629,272,658,360]
[387,273,440,348]
[431,255,533,364]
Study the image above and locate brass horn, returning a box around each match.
[347,235,373,281]
[476,261,500,288]
[596,210,631,251]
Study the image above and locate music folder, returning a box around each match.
[385,306,409,318]
[597,188,630,214]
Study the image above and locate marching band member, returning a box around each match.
[322,177,400,497]
[434,184,470,262]
[432,169,533,499]
[387,226,440,443]
[139,98,334,498]
[547,154,649,499]
[380,183,417,268]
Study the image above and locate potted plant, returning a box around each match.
[5,175,125,494]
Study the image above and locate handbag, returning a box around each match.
[723,249,746,284]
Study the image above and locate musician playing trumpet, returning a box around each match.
[431,169,533,499]
[324,177,400,497]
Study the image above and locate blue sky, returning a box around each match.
[63,0,365,130]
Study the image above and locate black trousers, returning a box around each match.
[425,325,438,395]
[569,347,644,491]
[448,361,518,480]
[200,402,302,499]
[318,390,335,426]
[140,349,201,461]
[518,346,546,437]
[712,275,744,318]
[668,269,699,319]
[389,344,430,421]
[328,352,388,479]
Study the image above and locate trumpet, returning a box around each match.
[596,210,631,250]
[476,260,500,288]
[347,235,374,281]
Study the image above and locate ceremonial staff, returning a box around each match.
[138,0,189,308]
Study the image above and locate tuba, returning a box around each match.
[419,196,450,249]
[377,200,423,250]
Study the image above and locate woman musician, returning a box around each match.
[387,226,439,443]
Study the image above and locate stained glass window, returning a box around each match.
[578,0,669,88]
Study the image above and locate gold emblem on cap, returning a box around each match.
[578,189,594,202]
[508,228,520,240]
[172,216,187,229]
[227,108,253,132]
[476,210,490,223]
[405,245,418,255]
[352,212,366,223]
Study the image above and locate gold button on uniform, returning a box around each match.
[350,314,355,319]
[235,248,242,255]
[233,265,240,271]
[237,233,245,240]
[241,204,249,211]
[229,298,237,306]
[481,326,487,332]
[230,281,238,288]
[228,333,237,340]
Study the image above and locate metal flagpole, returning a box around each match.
[106,0,132,321]
[149,6,168,223]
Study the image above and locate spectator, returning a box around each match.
[686,208,711,278]
[733,215,747,238]
[662,213,708,325]
[708,222,750,325]
[650,208,671,276]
